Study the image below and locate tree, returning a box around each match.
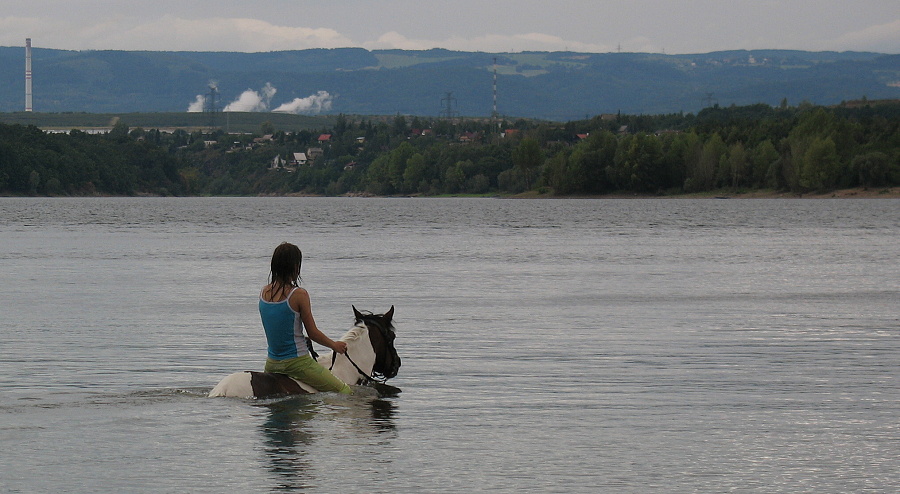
[750,140,779,188]
[686,133,725,192]
[612,133,664,192]
[108,121,130,143]
[392,114,408,137]
[387,142,415,191]
[544,149,571,193]
[512,137,544,190]
[726,142,748,189]
[444,162,466,193]
[852,152,892,187]
[799,137,841,190]
[403,153,427,193]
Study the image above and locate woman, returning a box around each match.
[259,242,351,394]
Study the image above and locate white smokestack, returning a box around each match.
[25,38,33,112]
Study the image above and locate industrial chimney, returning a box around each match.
[25,38,33,112]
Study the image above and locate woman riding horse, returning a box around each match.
[209,305,399,398]
[259,242,351,394]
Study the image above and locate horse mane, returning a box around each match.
[338,310,397,344]
[339,322,367,343]
[354,310,396,333]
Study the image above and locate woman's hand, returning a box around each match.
[332,341,348,354]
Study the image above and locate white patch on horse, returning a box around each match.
[320,322,377,386]
[208,371,254,398]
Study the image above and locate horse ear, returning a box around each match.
[385,305,394,322]
[353,305,363,321]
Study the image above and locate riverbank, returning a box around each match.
[511,187,900,200]
[4,186,898,199]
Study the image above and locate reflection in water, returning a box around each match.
[259,398,318,491]
[369,398,397,433]
[257,392,398,492]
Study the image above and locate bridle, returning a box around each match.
[329,314,399,385]
[330,349,384,385]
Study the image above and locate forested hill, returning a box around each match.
[0,46,898,119]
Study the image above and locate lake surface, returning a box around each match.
[1,197,897,493]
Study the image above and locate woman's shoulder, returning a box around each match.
[261,284,302,302]
[287,286,310,312]
[289,286,309,299]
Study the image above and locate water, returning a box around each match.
[1,197,897,493]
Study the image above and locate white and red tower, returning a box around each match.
[25,38,33,112]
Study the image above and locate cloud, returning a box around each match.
[0,15,355,52]
[827,19,900,52]
[272,91,334,114]
[223,83,276,112]
[135,16,354,52]
[363,30,611,53]
[4,7,897,55]
[1,14,613,53]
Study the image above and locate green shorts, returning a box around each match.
[265,355,352,394]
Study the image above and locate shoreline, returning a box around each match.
[508,187,900,200]
[3,187,898,200]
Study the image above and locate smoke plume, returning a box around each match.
[187,94,206,112]
[223,83,277,112]
[273,90,334,114]
[186,83,334,114]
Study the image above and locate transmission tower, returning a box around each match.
[204,83,221,128]
[701,92,718,108]
[492,57,499,122]
[440,91,459,119]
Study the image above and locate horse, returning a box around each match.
[208,306,400,399]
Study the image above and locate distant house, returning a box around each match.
[306,147,324,161]
[254,134,274,144]
[290,152,308,166]
[501,129,519,138]
[203,140,218,148]
[343,161,359,171]
[459,131,479,143]
[576,133,589,140]
[270,154,286,170]
[408,128,433,138]
[317,134,332,144]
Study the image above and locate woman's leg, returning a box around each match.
[266,356,352,394]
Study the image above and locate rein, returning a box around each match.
[330,350,386,385]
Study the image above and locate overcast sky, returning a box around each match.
[2,0,898,54]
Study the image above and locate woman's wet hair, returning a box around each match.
[269,242,302,299]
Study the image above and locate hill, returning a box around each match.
[0,46,898,120]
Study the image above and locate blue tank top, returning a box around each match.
[259,287,310,360]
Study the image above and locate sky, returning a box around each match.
[1,0,898,54]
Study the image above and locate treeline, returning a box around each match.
[0,123,186,195]
[1,101,898,197]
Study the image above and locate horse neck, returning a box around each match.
[321,323,376,386]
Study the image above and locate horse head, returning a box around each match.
[353,305,400,381]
